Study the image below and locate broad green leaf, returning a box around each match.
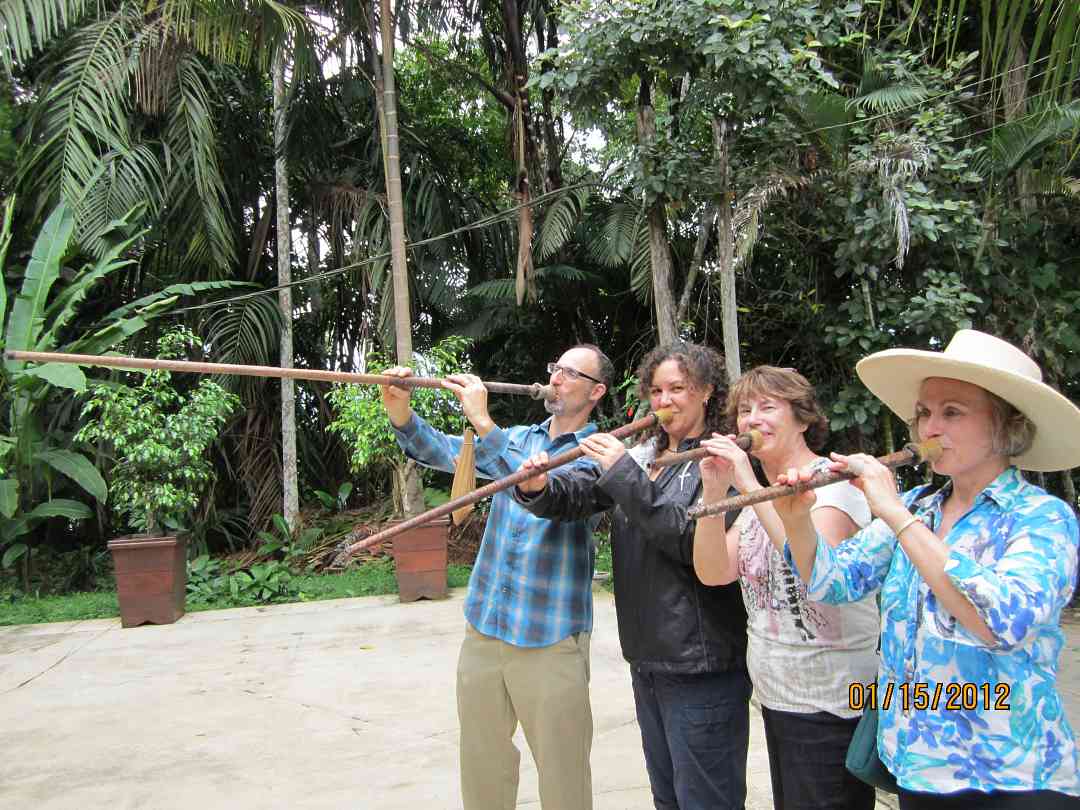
[21,362,87,392]
[4,203,74,367]
[26,498,93,521]
[41,215,146,351]
[105,280,256,323]
[36,449,107,503]
[2,543,28,568]
[0,478,18,518]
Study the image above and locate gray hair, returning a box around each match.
[986,392,1036,459]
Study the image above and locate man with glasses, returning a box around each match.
[379,344,613,810]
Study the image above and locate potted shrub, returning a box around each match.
[328,336,473,601]
[76,328,239,627]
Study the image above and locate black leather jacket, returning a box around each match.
[515,436,748,675]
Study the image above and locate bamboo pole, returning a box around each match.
[332,408,674,566]
[3,350,555,400]
[687,439,943,519]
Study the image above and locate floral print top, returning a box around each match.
[785,467,1080,796]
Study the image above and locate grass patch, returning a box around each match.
[0,561,473,627]
[0,589,120,626]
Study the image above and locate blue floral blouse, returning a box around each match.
[785,467,1080,796]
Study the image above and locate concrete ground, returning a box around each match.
[0,588,1077,809]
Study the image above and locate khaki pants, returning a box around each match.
[456,623,593,810]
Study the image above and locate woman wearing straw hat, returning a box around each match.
[772,330,1080,807]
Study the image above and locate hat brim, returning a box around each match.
[856,349,1080,472]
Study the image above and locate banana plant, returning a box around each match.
[0,199,252,570]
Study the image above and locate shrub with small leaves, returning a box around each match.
[328,335,471,474]
[76,328,240,536]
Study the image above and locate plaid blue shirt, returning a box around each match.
[393,413,599,647]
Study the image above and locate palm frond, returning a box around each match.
[588,201,642,268]
[234,408,282,534]
[204,295,283,366]
[0,0,97,72]
[883,185,910,269]
[21,5,140,211]
[534,264,603,285]
[463,278,515,300]
[204,295,283,397]
[788,92,851,166]
[849,50,929,115]
[101,279,255,324]
[163,52,237,276]
[973,100,1080,178]
[454,303,519,340]
[850,137,932,184]
[160,0,314,73]
[536,185,590,261]
[74,143,166,255]
[628,223,652,305]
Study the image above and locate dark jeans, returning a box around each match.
[898,788,1080,809]
[760,706,876,810]
[630,666,752,810]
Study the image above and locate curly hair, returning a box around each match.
[636,342,728,450]
[725,365,829,451]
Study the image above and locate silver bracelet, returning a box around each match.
[895,515,922,538]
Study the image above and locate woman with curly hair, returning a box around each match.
[693,366,878,810]
[514,342,751,810]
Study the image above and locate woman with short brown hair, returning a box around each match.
[694,365,877,810]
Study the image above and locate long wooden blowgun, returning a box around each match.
[687,438,943,519]
[332,408,674,566]
[648,429,763,469]
[3,350,556,401]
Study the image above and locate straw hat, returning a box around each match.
[855,329,1080,471]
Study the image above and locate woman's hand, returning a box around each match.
[828,452,905,521]
[772,464,823,584]
[578,433,626,471]
[698,449,735,499]
[700,433,760,494]
[772,465,819,526]
[517,451,550,494]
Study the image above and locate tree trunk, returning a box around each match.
[636,76,678,345]
[1003,41,1034,212]
[675,205,717,325]
[377,0,423,517]
[712,116,740,380]
[307,206,321,315]
[273,46,300,532]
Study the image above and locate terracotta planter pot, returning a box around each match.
[108,534,187,628]
[391,517,449,602]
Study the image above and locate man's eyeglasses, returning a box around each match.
[547,362,603,385]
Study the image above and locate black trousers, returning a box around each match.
[631,666,752,810]
[760,705,876,810]
[898,787,1080,809]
